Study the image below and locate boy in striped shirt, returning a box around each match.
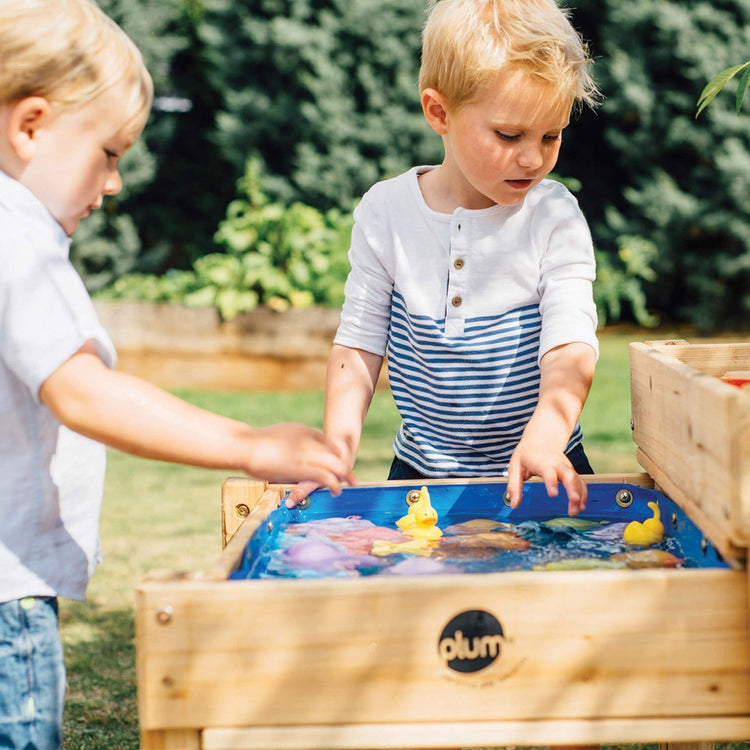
[290,0,599,517]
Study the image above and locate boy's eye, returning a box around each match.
[543,133,562,142]
[496,131,520,142]
[105,150,119,161]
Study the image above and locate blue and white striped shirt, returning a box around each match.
[335,166,597,477]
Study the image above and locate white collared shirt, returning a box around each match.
[0,170,116,602]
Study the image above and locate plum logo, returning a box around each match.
[438,610,504,673]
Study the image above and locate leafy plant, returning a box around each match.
[95,159,354,320]
[594,235,659,327]
[697,60,750,116]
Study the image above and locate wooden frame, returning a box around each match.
[136,475,750,749]
[630,340,750,560]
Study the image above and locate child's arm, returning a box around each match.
[38,342,354,491]
[285,343,383,506]
[506,342,596,516]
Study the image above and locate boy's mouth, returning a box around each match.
[506,179,533,190]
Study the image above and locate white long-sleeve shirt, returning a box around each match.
[335,166,598,476]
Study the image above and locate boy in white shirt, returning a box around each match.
[288,0,600,519]
[0,1,352,746]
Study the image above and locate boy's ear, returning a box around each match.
[7,97,51,161]
[421,88,450,136]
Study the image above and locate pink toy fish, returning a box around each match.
[285,516,374,537]
[444,519,513,535]
[330,526,409,556]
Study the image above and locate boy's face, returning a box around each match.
[436,70,571,209]
[17,84,143,235]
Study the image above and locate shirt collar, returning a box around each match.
[0,169,71,254]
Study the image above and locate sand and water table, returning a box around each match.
[135,339,750,750]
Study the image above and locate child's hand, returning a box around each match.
[285,480,321,508]
[506,439,587,517]
[244,423,356,495]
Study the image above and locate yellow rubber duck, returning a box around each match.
[623,501,664,546]
[396,486,443,540]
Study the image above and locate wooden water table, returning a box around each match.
[136,340,750,750]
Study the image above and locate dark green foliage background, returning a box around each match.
[79,0,750,329]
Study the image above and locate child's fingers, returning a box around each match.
[286,480,320,507]
[560,469,587,516]
[505,461,524,508]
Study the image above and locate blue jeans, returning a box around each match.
[387,442,595,480]
[0,598,65,750]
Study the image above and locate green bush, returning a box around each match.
[563,0,750,329]
[95,160,353,319]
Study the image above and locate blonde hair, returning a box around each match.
[419,0,599,113]
[0,0,153,130]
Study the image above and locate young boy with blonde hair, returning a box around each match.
[0,1,352,746]
[288,0,600,519]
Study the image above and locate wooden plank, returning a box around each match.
[630,342,750,547]
[637,449,745,568]
[641,341,750,377]
[136,568,749,731]
[140,729,201,749]
[207,485,282,581]
[201,717,750,748]
[221,478,269,547]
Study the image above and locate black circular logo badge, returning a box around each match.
[438,610,504,673]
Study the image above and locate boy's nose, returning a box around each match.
[105,170,123,195]
[517,144,544,170]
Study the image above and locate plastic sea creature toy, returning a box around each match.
[622,501,664,546]
[586,521,629,542]
[542,517,604,530]
[330,526,407,555]
[444,519,512,535]
[279,539,379,575]
[396,486,443,540]
[440,531,531,551]
[610,549,684,569]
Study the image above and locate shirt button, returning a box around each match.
[451,295,463,307]
[454,258,465,270]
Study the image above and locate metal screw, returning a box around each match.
[615,489,634,508]
[671,512,678,530]
[701,538,708,555]
[235,503,250,519]
[266,521,274,532]
[406,490,421,505]
[503,491,512,507]
[156,606,173,625]
[296,496,311,509]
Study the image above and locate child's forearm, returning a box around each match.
[506,342,596,514]
[38,344,353,489]
[324,344,383,467]
[531,341,596,448]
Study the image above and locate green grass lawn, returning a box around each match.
[58,329,746,749]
